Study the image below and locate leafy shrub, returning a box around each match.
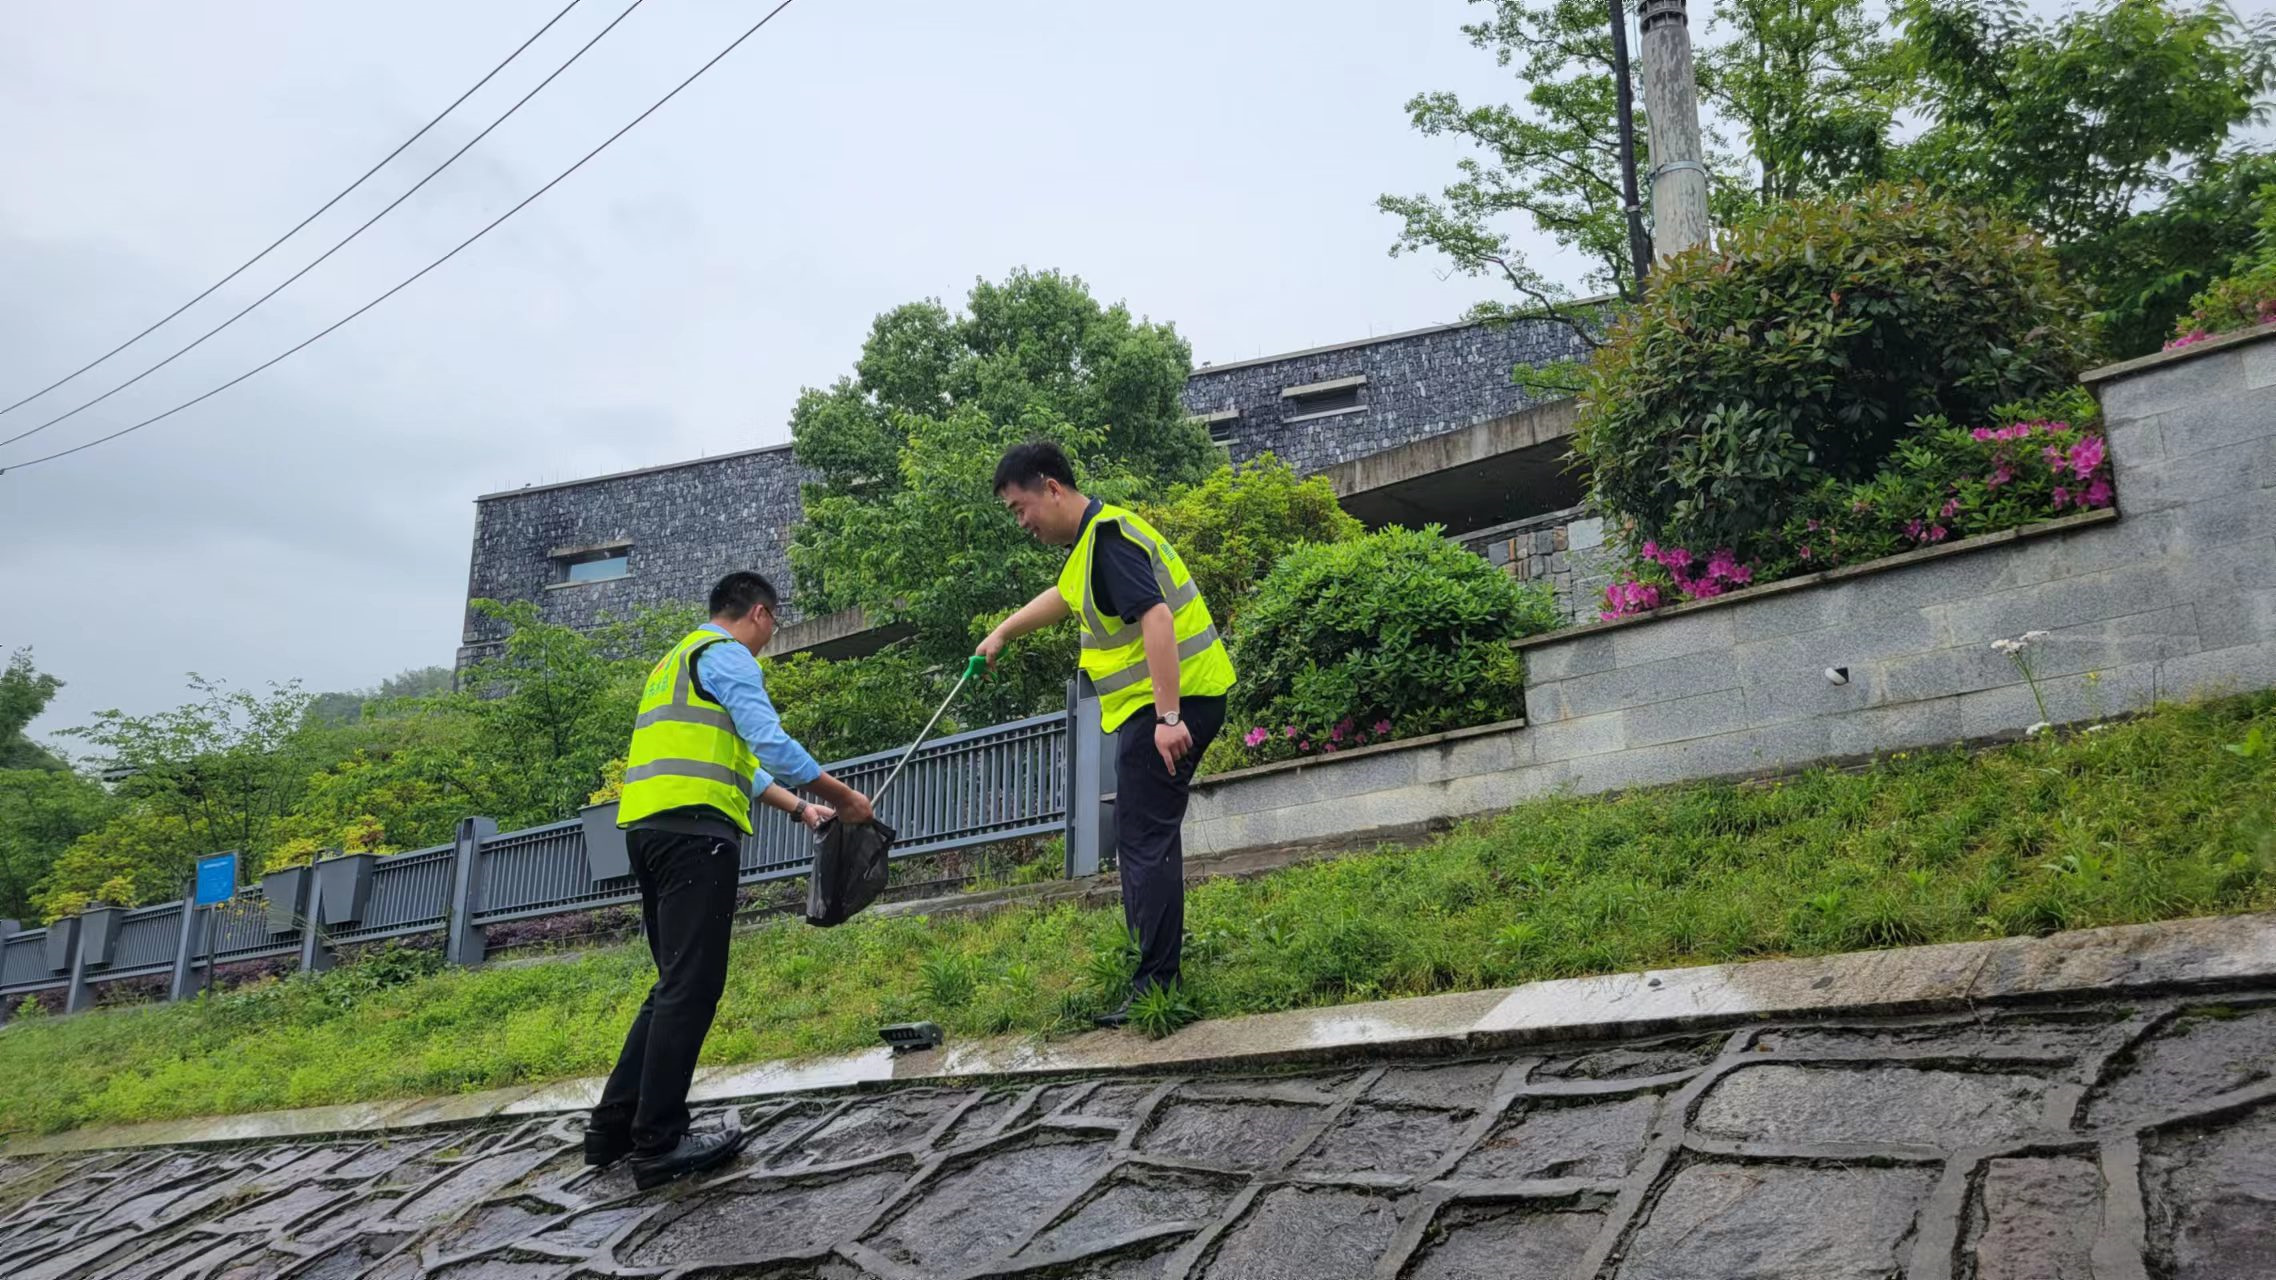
[2169,263,2276,348]
[1223,528,1556,766]
[1140,453,1363,628]
[1574,185,2090,565]
[1599,389,2115,617]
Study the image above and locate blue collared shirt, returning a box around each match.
[694,623,823,790]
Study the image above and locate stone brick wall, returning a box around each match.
[457,446,813,667]
[1183,329,2276,857]
[1457,504,1619,626]
[1184,318,1593,476]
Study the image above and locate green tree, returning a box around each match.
[34,809,195,920]
[0,768,117,921]
[759,645,945,764]
[57,675,327,877]
[1138,454,1365,631]
[790,269,1215,518]
[449,601,690,828]
[789,271,1219,726]
[796,408,1133,726]
[1894,0,2276,356]
[1895,0,2273,248]
[1380,0,1895,321]
[303,665,455,730]
[1,649,69,771]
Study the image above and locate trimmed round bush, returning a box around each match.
[1573,185,2090,563]
[1225,527,1556,762]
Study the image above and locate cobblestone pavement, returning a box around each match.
[2,990,2270,1279]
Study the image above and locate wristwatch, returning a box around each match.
[793,801,810,822]
[1159,711,1182,727]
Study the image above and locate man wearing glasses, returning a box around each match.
[587,570,874,1188]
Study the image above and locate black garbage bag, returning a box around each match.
[805,816,898,927]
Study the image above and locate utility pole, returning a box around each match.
[1638,0,1711,261]
[1608,0,1653,288]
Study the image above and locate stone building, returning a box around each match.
[457,316,1604,668]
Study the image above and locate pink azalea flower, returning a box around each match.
[1904,518,1927,541]
[1971,427,1996,442]
[1298,741,1311,752]
[2083,478,2113,508]
[1987,461,2016,489]
[1322,744,1338,754]
[1373,720,1392,735]
[2067,436,2105,479]
[1799,545,1813,560]
[1928,524,1948,542]
[1640,540,1659,560]
[1243,727,1269,749]
[1941,498,1961,520]
[1284,725,1299,740]
[1806,519,1822,532]
[2052,486,2070,509]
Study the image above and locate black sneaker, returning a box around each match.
[582,1124,633,1168]
[1093,997,1135,1030]
[630,1121,750,1191]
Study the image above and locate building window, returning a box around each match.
[1195,409,1240,446]
[553,543,631,585]
[1281,374,1368,421]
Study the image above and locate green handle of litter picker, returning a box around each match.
[964,654,989,681]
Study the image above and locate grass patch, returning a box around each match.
[2,694,2272,1136]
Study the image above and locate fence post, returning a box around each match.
[0,919,15,1025]
[298,873,334,974]
[62,913,93,1014]
[168,887,202,1003]
[1064,676,1117,879]
[447,817,496,968]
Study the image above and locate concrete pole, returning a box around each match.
[1638,0,1712,261]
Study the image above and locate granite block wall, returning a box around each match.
[1457,504,1620,626]
[457,446,814,667]
[1183,318,1593,476]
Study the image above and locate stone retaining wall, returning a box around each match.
[1184,328,2276,859]
[1456,504,1619,626]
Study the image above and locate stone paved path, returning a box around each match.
[2,989,2270,1279]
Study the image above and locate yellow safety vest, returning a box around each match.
[616,628,760,834]
[1057,503,1236,732]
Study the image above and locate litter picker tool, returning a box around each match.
[804,655,988,927]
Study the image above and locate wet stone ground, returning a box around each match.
[2,989,2271,1279]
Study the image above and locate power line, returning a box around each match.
[0,0,590,420]
[0,0,652,452]
[0,0,803,477]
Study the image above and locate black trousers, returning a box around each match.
[1113,696,1225,996]
[591,827,740,1155]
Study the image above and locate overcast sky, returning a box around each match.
[0,0,2183,747]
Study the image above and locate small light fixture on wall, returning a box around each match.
[1824,667,1850,686]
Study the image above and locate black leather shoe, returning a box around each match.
[583,1125,633,1168]
[630,1122,750,1191]
[1093,997,1134,1029]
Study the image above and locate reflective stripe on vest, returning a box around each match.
[615,628,761,833]
[1056,504,1235,732]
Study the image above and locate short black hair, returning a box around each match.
[993,440,1078,494]
[709,571,779,619]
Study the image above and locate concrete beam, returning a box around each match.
[769,606,916,662]
[1324,398,1587,532]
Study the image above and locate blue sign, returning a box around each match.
[194,852,239,906]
